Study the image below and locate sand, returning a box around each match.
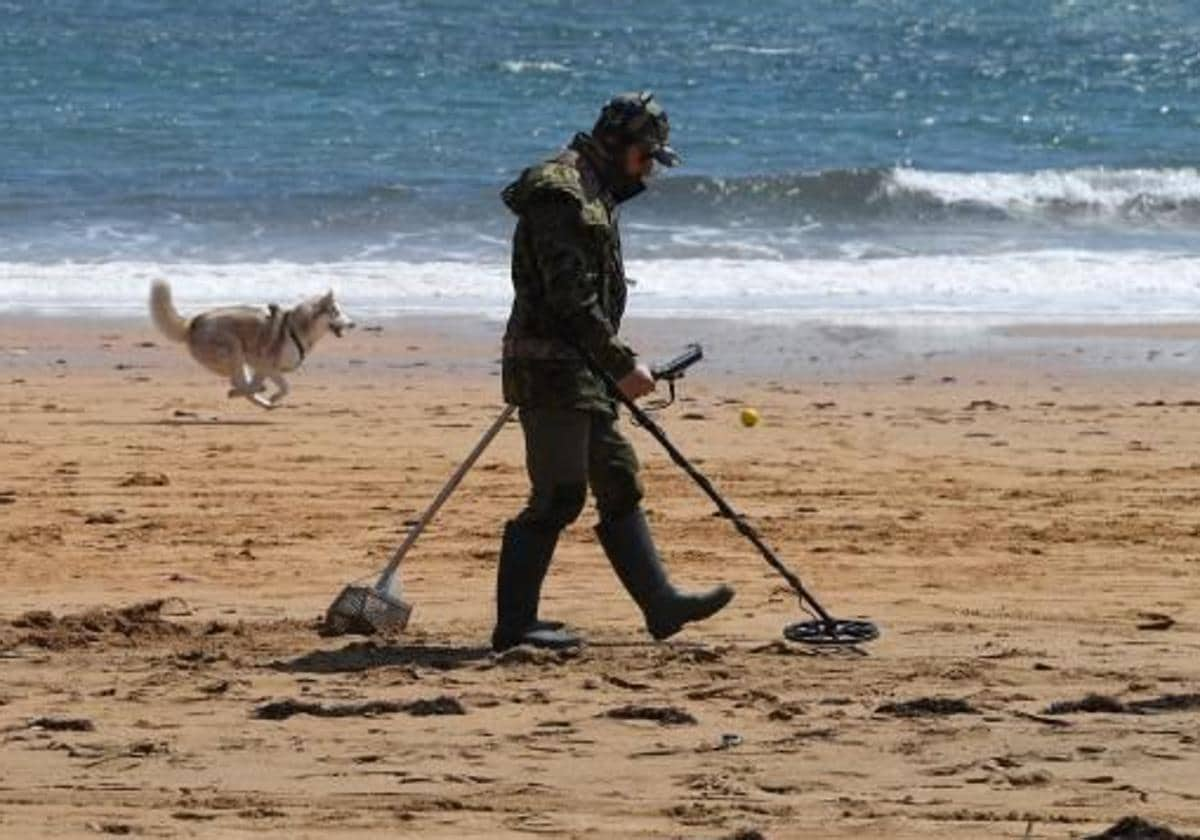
[1,314,1198,839]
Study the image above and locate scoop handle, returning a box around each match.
[375,404,517,593]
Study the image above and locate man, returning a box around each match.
[492,91,735,651]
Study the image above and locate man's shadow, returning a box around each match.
[273,641,492,674]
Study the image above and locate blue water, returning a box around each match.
[2,1,1199,318]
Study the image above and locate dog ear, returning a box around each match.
[322,289,335,305]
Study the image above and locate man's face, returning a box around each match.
[621,144,655,180]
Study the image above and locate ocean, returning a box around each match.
[3,0,1199,323]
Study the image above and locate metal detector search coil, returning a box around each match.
[784,618,880,646]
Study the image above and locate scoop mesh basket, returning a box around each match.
[322,584,413,637]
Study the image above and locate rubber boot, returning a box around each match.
[596,508,734,640]
[491,519,581,652]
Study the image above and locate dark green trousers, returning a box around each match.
[514,407,644,532]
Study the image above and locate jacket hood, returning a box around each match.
[501,133,645,214]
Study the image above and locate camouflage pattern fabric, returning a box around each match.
[500,133,639,413]
[514,407,644,530]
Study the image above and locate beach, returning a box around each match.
[6,0,1200,836]
[2,315,1198,838]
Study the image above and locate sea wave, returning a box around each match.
[644,166,1200,225]
[709,43,810,56]
[888,166,1200,218]
[497,59,571,74]
[12,166,1199,227]
[3,165,1198,265]
[3,250,1198,324]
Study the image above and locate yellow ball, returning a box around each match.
[740,407,760,428]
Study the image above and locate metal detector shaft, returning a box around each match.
[374,404,516,592]
[588,358,836,624]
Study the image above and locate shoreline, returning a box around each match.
[5,312,1200,381]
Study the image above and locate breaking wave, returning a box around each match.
[3,250,1199,324]
[644,166,1200,225]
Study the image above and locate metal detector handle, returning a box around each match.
[651,342,703,382]
[643,343,703,412]
[374,404,517,592]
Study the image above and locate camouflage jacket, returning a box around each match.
[500,133,641,412]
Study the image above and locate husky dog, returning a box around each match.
[149,280,354,409]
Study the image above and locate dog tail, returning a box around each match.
[149,280,190,343]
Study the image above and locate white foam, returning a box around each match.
[498,60,570,74]
[710,44,810,56]
[0,261,507,316]
[2,251,1200,325]
[888,166,1200,215]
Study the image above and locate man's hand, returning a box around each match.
[616,363,656,400]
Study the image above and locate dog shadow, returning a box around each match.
[156,417,277,426]
[87,418,277,427]
[273,642,492,674]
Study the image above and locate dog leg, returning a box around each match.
[245,371,266,394]
[228,364,274,409]
[227,363,256,397]
[245,372,273,408]
[227,371,265,396]
[264,373,290,406]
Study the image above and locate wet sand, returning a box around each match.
[1,315,1198,839]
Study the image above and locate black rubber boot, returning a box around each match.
[491,519,581,652]
[596,508,734,641]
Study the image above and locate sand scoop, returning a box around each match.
[322,405,517,637]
